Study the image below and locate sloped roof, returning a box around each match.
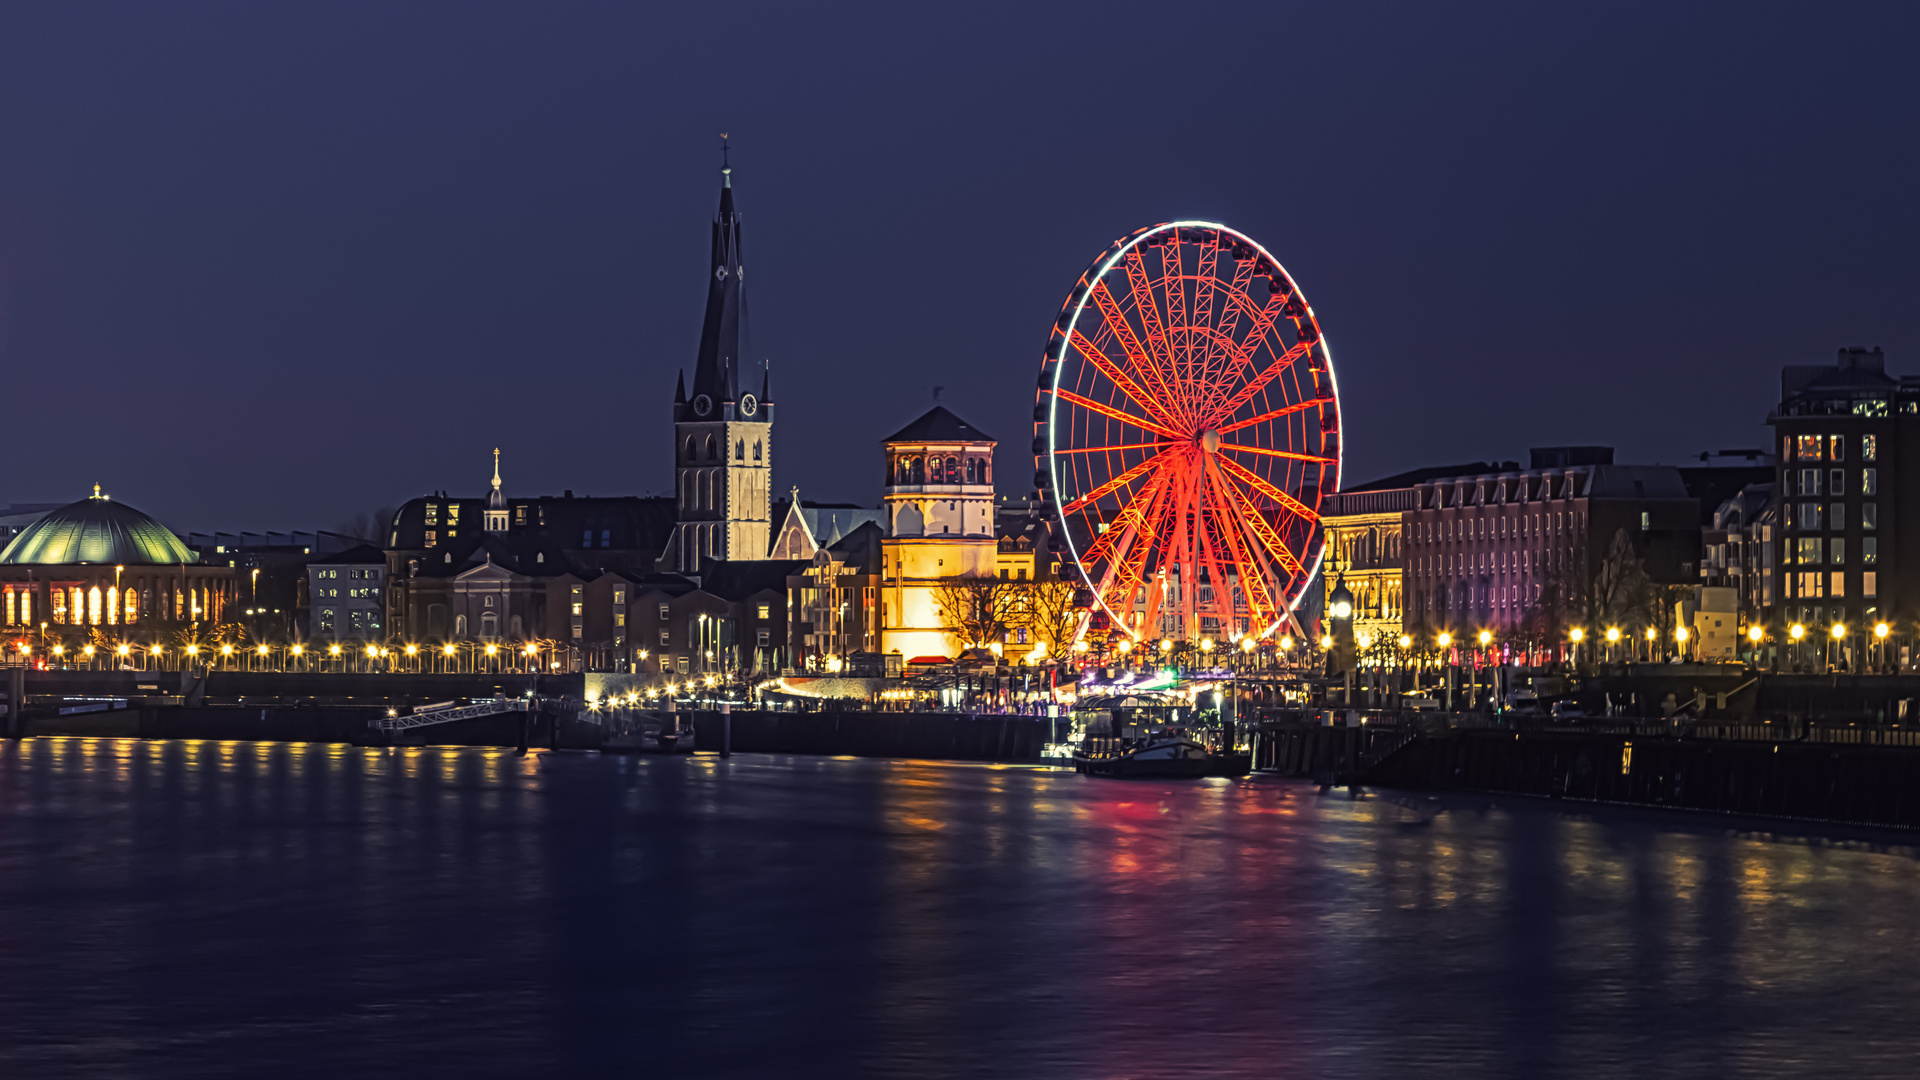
[310,544,387,566]
[883,405,994,444]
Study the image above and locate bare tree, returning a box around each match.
[1023,578,1082,659]
[335,507,398,545]
[932,576,1019,650]
[1540,527,1655,632]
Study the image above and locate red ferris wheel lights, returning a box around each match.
[1214,454,1321,523]
[1059,454,1164,518]
[1215,398,1330,436]
[1050,441,1174,456]
[1067,330,1185,432]
[1217,442,1336,465]
[1049,388,1182,441]
[1201,338,1314,428]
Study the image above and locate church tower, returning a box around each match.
[660,140,774,573]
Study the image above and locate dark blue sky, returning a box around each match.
[2,2,1916,532]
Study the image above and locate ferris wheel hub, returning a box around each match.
[1198,428,1222,454]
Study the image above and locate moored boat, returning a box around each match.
[1077,732,1251,778]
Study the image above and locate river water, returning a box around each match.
[2,737,1918,1078]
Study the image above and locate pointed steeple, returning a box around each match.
[484,448,508,532]
[686,135,761,411]
[674,370,686,403]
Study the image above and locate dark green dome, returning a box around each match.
[0,490,197,566]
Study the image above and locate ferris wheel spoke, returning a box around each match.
[1193,293,1289,417]
[1215,470,1305,583]
[1051,441,1173,456]
[1065,452,1170,528]
[1122,251,1177,376]
[1051,389,1183,441]
[1088,281,1184,419]
[1201,338,1313,429]
[1068,330,1186,433]
[1218,442,1335,465]
[1215,454,1321,529]
[1202,463,1279,628]
[1214,397,1330,435]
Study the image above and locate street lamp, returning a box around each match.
[1478,630,1492,647]
[1436,632,1452,649]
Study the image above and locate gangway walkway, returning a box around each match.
[377,696,526,734]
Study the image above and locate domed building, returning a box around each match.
[0,486,236,634]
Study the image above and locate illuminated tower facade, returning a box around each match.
[660,143,774,572]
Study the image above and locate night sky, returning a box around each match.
[2,2,1916,534]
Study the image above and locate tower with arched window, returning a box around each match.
[659,141,774,572]
[878,406,998,658]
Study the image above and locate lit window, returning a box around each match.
[757,604,770,619]
[425,504,438,525]
[1796,434,1823,460]
[1830,538,1845,565]
[1864,571,1878,598]
[1863,503,1877,530]
[659,604,670,620]
[1830,571,1845,598]
[1862,434,1878,462]
[1830,434,1845,461]
[1863,469,1878,495]
[1863,537,1878,564]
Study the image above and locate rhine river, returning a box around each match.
[2,738,1919,1078]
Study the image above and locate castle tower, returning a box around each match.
[660,140,774,573]
[878,406,997,658]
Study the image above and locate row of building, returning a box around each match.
[0,155,1061,677]
[1320,347,1912,664]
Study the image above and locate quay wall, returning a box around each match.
[690,710,1051,762]
[1259,722,1920,830]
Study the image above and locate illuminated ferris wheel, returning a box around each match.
[1036,221,1341,644]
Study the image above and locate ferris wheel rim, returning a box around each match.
[1039,220,1343,641]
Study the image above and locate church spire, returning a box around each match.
[485,448,508,531]
[686,135,759,411]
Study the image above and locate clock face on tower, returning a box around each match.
[739,394,757,417]
[692,394,713,417]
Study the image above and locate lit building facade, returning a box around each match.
[1319,485,1412,647]
[879,406,998,659]
[0,488,237,642]
[1770,347,1919,654]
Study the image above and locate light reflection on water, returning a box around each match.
[1,739,1918,1078]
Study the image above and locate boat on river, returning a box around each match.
[1075,731,1251,779]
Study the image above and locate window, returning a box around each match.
[1831,503,1846,530]
[1799,503,1821,530]
[753,441,762,462]
[601,529,611,548]
[1797,435,1823,460]
[515,505,527,525]
[613,590,626,605]
[1862,434,1878,462]
[1863,537,1878,564]
[659,603,671,620]
[319,609,335,632]
[660,629,671,646]
[757,604,770,619]
[483,596,494,608]
[1863,503,1878,530]
[1830,469,1845,495]
[424,530,436,547]
[582,530,593,546]
[1830,434,1845,461]
[736,439,745,461]
[1800,469,1821,495]
[614,613,625,627]
[425,503,439,525]
[1831,538,1845,565]
[1830,572,1845,598]
[571,602,583,616]
[1863,469,1878,495]
[660,656,672,673]
[757,629,769,647]
[447,505,459,523]
[1796,538,1822,564]
[1864,571,1878,598]
[1640,511,1650,532]
[677,656,690,674]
